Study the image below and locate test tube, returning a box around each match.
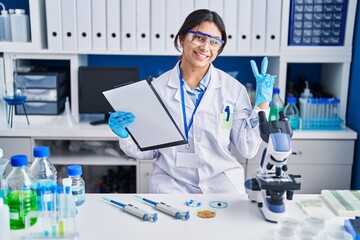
[50,185,57,237]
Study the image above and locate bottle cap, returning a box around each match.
[33,146,50,158]
[1,10,8,15]
[67,165,82,176]
[14,9,22,14]
[10,155,28,167]
[287,96,297,104]
[273,87,280,94]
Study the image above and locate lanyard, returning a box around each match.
[179,71,205,140]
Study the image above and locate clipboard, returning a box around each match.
[102,80,187,151]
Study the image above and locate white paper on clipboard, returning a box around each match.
[102,80,187,151]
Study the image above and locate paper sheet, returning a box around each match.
[102,80,187,151]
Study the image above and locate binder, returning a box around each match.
[91,0,107,51]
[136,0,150,52]
[61,0,77,50]
[251,0,267,52]
[165,0,180,52]
[76,0,92,50]
[194,0,209,10]
[265,0,282,53]
[180,0,194,23]
[223,0,237,53]
[107,0,121,51]
[237,0,251,53]
[150,0,166,52]
[45,0,63,50]
[209,0,223,17]
[121,0,136,51]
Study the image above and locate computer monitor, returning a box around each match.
[78,66,139,125]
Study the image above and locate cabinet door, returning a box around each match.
[138,160,153,193]
[0,137,32,160]
[247,140,354,194]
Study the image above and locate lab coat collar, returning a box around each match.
[167,61,221,109]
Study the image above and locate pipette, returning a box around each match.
[135,196,190,220]
[101,197,158,222]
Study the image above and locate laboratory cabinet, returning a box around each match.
[0,0,358,193]
[246,136,356,194]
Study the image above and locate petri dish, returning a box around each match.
[303,216,326,232]
[295,226,319,240]
[277,217,301,231]
[273,225,296,240]
[197,209,216,219]
[209,200,228,209]
[325,229,352,240]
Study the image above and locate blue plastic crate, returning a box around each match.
[289,0,348,46]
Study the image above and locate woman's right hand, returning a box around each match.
[108,111,135,138]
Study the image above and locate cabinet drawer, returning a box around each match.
[291,140,354,164]
[15,71,67,88]
[15,98,66,115]
[26,85,67,101]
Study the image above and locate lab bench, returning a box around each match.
[9,193,352,240]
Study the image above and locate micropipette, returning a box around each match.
[101,197,158,222]
[135,196,190,220]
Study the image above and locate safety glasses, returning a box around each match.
[184,30,224,51]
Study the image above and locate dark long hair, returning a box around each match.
[174,9,227,55]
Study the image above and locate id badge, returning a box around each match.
[176,152,200,168]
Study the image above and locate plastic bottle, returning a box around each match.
[0,148,9,200]
[284,96,300,130]
[4,155,37,229]
[269,87,284,121]
[0,9,12,41]
[29,146,57,210]
[10,9,30,42]
[0,198,10,240]
[67,165,85,206]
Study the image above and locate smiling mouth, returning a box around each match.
[194,51,209,59]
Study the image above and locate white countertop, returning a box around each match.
[10,193,350,240]
[0,114,357,140]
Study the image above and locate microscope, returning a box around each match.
[245,111,301,223]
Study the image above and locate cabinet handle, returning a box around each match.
[293,151,303,156]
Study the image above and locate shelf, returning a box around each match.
[1,48,282,57]
[50,154,136,166]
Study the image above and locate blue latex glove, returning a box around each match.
[108,111,135,138]
[250,57,276,106]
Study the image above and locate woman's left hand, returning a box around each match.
[250,57,276,107]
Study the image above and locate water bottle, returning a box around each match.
[0,148,9,200]
[299,81,313,119]
[4,155,37,229]
[284,96,300,130]
[29,146,57,211]
[67,165,85,206]
[0,198,10,240]
[10,9,30,42]
[0,10,12,41]
[269,88,284,121]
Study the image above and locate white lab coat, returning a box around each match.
[119,62,269,194]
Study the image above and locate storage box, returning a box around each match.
[289,0,348,46]
[15,71,67,88]
[15,97,66,115]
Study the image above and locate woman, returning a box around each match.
[108,9,275,193]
